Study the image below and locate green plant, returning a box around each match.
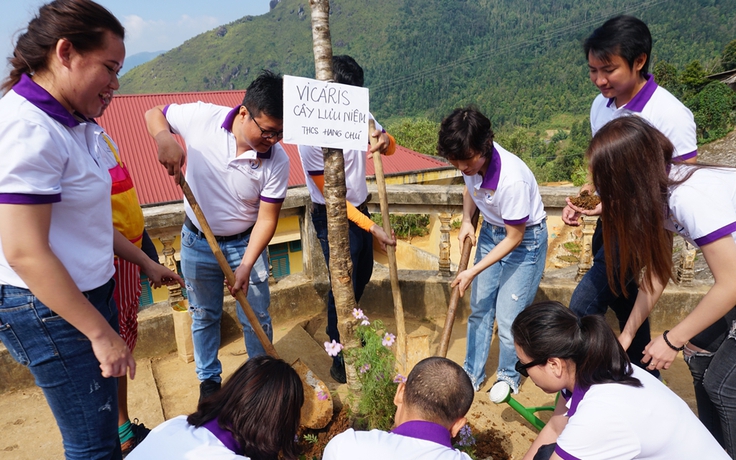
[453,424,477,459]
[344,309,400,431]
[303,433,319,445]
[372,213,430,239]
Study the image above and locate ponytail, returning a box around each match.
[512,302,641,390]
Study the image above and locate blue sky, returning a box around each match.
[2,1,272,73]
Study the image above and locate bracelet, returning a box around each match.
[662,330,685,352]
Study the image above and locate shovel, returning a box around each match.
[179,177,333,429]
[368,119,408,373]
[437,208,479,357]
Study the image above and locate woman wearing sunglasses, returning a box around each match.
[513,301,725,460]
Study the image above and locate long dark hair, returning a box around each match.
[587,116,733,295]
[188,356,304,460]
[512,301,641,390]
[3,0,124,93]
[437,107,495,161]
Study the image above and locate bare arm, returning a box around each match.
[230,200,282,295]
[144,105,186,183]
[618,274,666,352]
[522,396,568,460]
[457,186,478,254]
[0,203,135,379]
[112,230,183,289]
[644,236,736,369]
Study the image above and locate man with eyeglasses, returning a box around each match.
[145,70,288,402]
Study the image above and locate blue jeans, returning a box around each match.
[569,220,659,378]
[312,203,373,345]
[0,280,122,460]
[180,225,272,383]
[684,311,736,456]
[464,220,548,392]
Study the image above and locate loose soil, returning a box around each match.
[567,190,600,210]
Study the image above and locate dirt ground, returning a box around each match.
[0,311,696,460]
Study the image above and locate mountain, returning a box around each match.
[119,0,736,127]
[120,51,166,76]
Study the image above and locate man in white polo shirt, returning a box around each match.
[562,15,697,378]
[145,71,288,402]
[297,55,396,383]
[323,357,474,460]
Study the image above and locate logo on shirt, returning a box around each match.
[249,159,262,170]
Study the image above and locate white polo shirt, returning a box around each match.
[590,75,697,161]
[323,421,471,460]
[297,115,384,206]
[164,102,289,236]
[463,142,546,227]
[555,367,727,459]
[0,74,114,291]
[127,416,248,460]
[665,164,736,248]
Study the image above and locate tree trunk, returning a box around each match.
[309,0,360,391]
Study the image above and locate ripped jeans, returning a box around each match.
[463,220,547,392]
[180,225,272,383]
[684,318,736,456]
[0,280,121,459]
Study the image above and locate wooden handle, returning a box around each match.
[179,177,279,358]
[438,208,480,357]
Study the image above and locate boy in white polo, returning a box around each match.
[323,357,474,460]
[297,55,396,383]
[562,15,697,377]
[437,107,547,394]
[145,70,288,402]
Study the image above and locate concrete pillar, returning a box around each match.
[299,204,328,281]
[576,216,596,281]
[438,212,452,275]
[676,242,697,286]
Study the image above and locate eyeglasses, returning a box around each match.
[249,113,283,140]
[515,358,547,377]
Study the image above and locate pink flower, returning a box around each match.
[361,319,370,326]
[359,363,371,374]
[393,373,407,384]
[352,308,366,320]
[324,339,344,357]
[317,390,329,401]
[382,332,396,347]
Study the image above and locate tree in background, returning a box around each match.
[689,81,736,143]
[721,39,736,71]
[386,118,439,156]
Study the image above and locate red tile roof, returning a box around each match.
[96,91,451,205]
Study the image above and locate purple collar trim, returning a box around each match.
[605,74,657,112]
[566,385,589,417]
[221,105,272,159]
[203,418,242,454]
[13,74,79,127]
[479,147,501,190]
[391,420,453,448]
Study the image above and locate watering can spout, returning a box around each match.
[489,381,547,431]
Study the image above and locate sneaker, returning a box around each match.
[199,379,221,404]
[330,355,347,384]
[120,419,151,458]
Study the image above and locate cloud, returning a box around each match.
[122,14,220,56]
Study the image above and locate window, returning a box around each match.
[269,242,290,278]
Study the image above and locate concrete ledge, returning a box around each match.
[0,268,712,392]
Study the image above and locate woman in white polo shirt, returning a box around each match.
[587,116,736,456]
[0,1,179,458]
[514,301,727,460]
[436,107,548,394]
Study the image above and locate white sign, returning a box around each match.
[283,75,370,151]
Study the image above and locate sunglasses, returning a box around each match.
[515,358,547,377]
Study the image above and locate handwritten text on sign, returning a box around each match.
[283,75,369,150]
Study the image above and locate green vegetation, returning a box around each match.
[371,213,430,240]
[120,0,736,180]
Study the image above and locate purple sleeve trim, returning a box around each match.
[260,196,285,204]
[694,222,736,246]
[162,104,170,116]
[674,150,697,161]
[504,216,529,226]
[0,193,61,204]
[307,170,324,176]
[555,445,581,460]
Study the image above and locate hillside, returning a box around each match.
[119,0,736,127]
